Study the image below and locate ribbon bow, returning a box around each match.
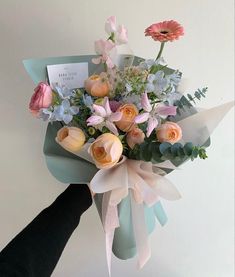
[90,157,181,276]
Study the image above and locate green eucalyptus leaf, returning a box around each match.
[159,142,172,154]
[192,147,199,158]
[183,142,194,155]
[140,143,152,161]
[171,143,183,156]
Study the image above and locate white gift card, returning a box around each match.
[47,63,88,89]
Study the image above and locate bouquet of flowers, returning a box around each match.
[24,16,233,275]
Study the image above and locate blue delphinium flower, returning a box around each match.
[53,99,79,124]
[166,92,182,105]
[83,94,94,111]
[123,94,142,109]
[53,84,74,99]
[146,71,169,95]
[166,71,181,93]
[139,58,165,70]
[38,108,53,121]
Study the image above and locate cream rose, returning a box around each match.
[56,126,86,152]
[84,74,110,97]
[156,122,182,143]
[115,104,139,132]
[126,128,145,149]
[89,133,123,169]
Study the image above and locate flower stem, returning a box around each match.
[156,42,165,60]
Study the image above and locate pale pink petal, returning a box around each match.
[135,113,149,124]
[109,111,122,122]
[92,57,102,65]
[94,40,104,54]
[147,117,158,137]
[106,56,115,68]
[105,16,117,34]
[104,40,115,52]
[94,39,114,55]
[87,115,104,126]
[141,92,152,112]
[109,100,122,112]
[116,25,128,44]
[156,104,177,116]
[106,121,119,135]
[93,104,107,117]
[104,97,112,115]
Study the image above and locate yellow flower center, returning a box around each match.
[90,75,100,81]
[168,130,177,140]
[123,108,135,118]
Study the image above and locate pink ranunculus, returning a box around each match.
[29,82,52,116]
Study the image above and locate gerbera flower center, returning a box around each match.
[160,30,169,34]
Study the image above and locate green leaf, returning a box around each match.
[183,142,194,155]
[171,143,183,156]
[194,91,201,100]
[192,147,199,158]
[159,142,172,155]
[140,143,152,161]
[150,142,162,162]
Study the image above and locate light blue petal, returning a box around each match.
[146,83,155,93]
[62,99,70,110]
[63,114,73,124]
[147,74,155,83]
[70,106,79,115]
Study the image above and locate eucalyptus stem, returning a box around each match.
[156,42,165,60]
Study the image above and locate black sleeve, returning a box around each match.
[0,184,92,277]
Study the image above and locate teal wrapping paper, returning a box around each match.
[23,55,208,261]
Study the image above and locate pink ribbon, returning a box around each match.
[90,157,181,275]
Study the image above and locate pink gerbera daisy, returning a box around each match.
[145,20,184,42]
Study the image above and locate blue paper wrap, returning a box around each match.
[23,55,208,260]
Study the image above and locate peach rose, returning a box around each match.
[56,126,86,152]
[156,122,182,143]
[126,128,145,149]
[29,82,52,116]
[84,74,110,97]
[89,133,123,169]
[115,104,139,132]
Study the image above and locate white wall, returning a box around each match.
[0,0,234,276]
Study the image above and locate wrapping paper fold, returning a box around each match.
[23,55,234,266]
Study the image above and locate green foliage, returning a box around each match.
[128,141,208,163]
[175,87,208,113]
